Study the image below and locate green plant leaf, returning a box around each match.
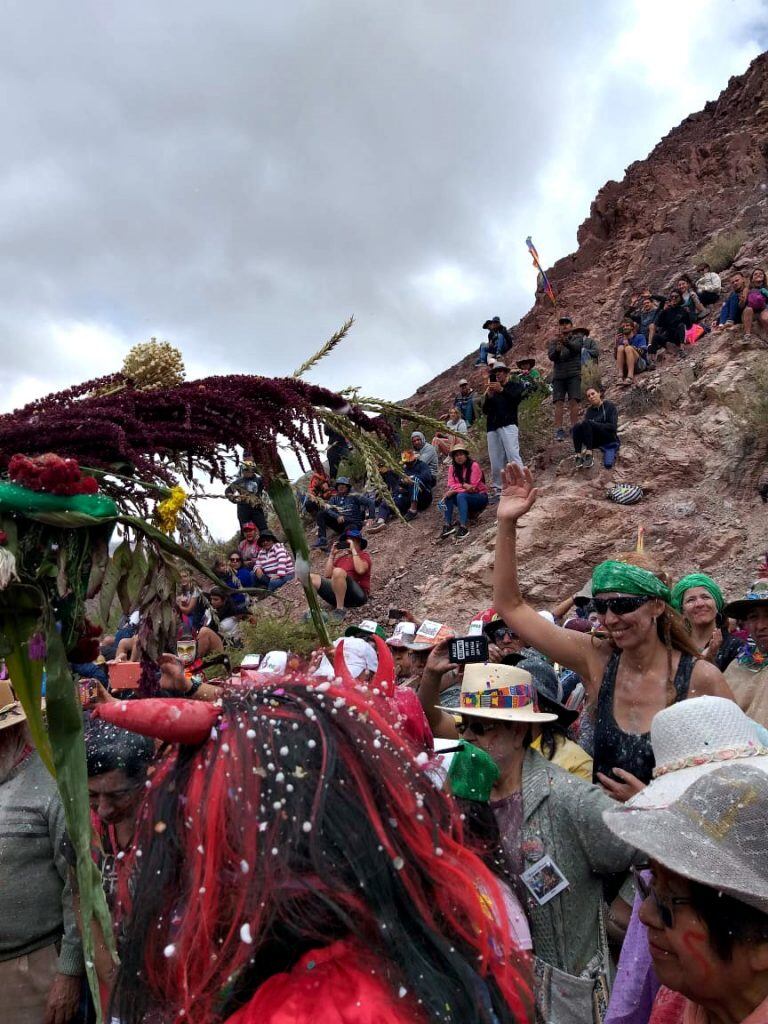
[98,538,132,626]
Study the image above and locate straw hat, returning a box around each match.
[604,763,768,915]
[449,442,470,456]
[627,696,768,809]
[0,680,32,732]
[441,662,557,723]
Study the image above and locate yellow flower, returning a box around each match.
[155,486,187,534]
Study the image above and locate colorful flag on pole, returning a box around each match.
[526,236,556,305]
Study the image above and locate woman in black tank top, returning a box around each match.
[490,464,732,802]
[592,650,694,784]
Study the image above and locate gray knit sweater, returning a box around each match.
[0,751,84,974]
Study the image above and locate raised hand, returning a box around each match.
[497,464,538,523]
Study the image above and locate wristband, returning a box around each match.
[185,673,204,697]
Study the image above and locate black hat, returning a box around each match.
[517,657,578,727]
[516,357,536,369]
[257,530,278,545]
[558,316,573,326]
[482,316,502,329]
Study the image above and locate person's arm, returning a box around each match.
[692,291,705,316]
[551,594,575,622]
[571,780,639,874]
[418,642,460,739]
[605,402,619,432]
[324,549,335,575]
[546,340,558,363]
[689,658,734,700]
[445,464,461,495]
[492,464,606,695]
[158,655,223,701]
[347,540,369,577]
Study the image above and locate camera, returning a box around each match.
[488,370,498,383]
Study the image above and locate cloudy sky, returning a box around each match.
[1,2,765,534]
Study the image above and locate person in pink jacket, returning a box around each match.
[440,442,489,540]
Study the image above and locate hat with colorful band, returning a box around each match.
[437,663,557,724]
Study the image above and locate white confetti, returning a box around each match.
[163,944,176,958]
[240,923,253,944]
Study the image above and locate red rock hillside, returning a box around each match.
[366,52,768,628]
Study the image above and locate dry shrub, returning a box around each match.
[696,229,747,273]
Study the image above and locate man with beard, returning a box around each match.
[0,681,84,1023]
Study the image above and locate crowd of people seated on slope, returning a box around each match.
[26,452,768,1024]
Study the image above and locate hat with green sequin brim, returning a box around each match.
[438,662,557,724]
[723,579,768,621]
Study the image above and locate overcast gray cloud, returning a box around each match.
[0,2,765,531]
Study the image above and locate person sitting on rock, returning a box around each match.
[676,274,705,321]
[615,318,649,386]
[547,316,583,441]
[409,430,439,481]
[309,530,372,622]
[514,357,543,388]
[313,476,364,551]
[648,289,691,359]
[572,386,618,469]
[431,406,468,457]
[475,315,513,365]
[632,293,664,344]
[742,267,768,343]
[714,271,747,331]
[694,261,722,306]
[454,378,481,426]
[440,442,489,540]
[251,531,295,593]
[394,450,434,521]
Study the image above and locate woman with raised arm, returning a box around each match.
[492,464,733,800]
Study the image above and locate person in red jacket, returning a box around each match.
[102,679,532,1024]
[440,443,489,540]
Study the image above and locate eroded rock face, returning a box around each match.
[390,54,768,623]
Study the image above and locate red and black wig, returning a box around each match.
[106,680,531,1024]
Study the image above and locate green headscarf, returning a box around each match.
[448,740,500,801]
[671,573,724,613]
[591,560,671,603]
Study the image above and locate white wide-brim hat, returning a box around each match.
[438,662,557,724]
[629,695,768,809]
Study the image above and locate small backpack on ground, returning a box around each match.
[606,483,643,505]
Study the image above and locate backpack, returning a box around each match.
[606,483,643,505]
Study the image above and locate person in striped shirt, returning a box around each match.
[251,531,295,592]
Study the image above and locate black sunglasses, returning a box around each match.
[456,717,499,737]
[633,868,691,929]
[592,595,651,616]
[491,627,518,643]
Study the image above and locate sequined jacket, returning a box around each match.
[520,749,636,977]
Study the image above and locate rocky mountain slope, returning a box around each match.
[298,54,768,631]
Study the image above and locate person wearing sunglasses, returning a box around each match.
[604,764,768,1024]
[419,645,636,1022]
[491,464,732,800]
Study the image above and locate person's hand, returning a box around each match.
[158,654,189,694]
[464,485,476,493]
[254,567,264,578]
[348,538,359,555]
[487,643,504,664]
[597,768,646,803]
[89,681,117,707]
[424,639,458,677]
[43,973,81,1024]
[486,381,502,394]
[337,515,344,524]
[444,490,457,500]
[497,464,539,524]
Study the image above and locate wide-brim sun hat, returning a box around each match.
[449,442,470,456]
[517,656,579,727]
[516,358,536,369]
[723,578,768,620]
[440,662,557,724]
[627,696,768,809]
[604,763,768,916]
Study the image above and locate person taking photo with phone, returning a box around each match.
[310,529,372,622]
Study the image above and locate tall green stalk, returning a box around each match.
[267,467,330,647]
